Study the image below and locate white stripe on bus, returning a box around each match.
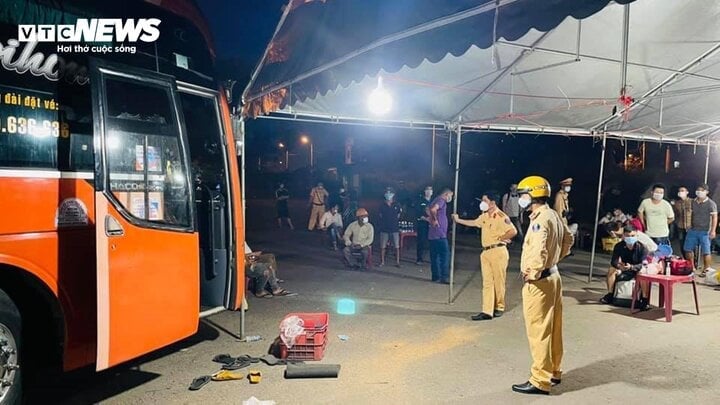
[0,169,94,179]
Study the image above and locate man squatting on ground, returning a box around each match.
[343,208,374,270]
[452,191,517,321]
[512,175,573,396]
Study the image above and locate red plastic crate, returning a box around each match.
[280,340,327,361]
[284,312,329,333]
[279,313,330,361]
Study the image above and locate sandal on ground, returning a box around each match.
[248,370,262,384]
[211,370,245,381]
[698,269,708,277]
[254,291,272,298]
[222,359,251,370]
[272,289,298,297]
[212,354,235,365]
[188,375,211,390]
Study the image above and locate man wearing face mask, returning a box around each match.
[502,184,524,242]
[684,184,718,276]
[672,186,692,254]
[343,208,374,270]
[452,191,517,320]
[428,188,454,283]
[637,184,674,245]
[512,176,573,396]
[553,178,573,226]
[415,186,433,264]
[600,224,651,308]
[379,190,402,267]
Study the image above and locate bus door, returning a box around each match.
[90,60,199,370]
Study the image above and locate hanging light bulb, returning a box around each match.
[367,76,392,116]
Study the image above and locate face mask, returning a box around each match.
[652,192,664,201]
[624,236,638,246]
[564,186,571,193]
[445,195,453,203]
[696,190,708,199]
[384,193,395,201]
[678,191,688,199]
[518,196,531,208]
[479,201,489,212]
[340,188,345,193]
[361,217,369,224]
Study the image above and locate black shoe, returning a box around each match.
[493,310,504,318]
[551,378,561,386]
[431,276,439,282]
[439,279,450,284]
[511,381,549,395]
[600,293,614,305]
[471,313,493,321]
[637,298,650,311]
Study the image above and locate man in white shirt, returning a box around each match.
[502,184,523,241]
[638,184,675,245]
[320,205,344,250]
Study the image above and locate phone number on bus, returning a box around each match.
[0,115,70,138]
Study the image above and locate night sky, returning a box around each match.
[198,1,718,224]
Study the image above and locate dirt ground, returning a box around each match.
[28,200,720,404]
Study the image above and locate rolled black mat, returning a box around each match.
[284,363,341,379]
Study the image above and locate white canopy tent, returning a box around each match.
[242,0,720,301]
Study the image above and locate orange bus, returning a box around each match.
[0,1,245,402]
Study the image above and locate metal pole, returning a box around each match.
[431,125,436,181]
[588,134,607,283]
[238,117,247,340]
[705,138,711,184]
[449,125,462,303]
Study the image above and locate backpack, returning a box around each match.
[612,271,636,307]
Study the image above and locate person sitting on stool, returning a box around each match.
[600,224,650,309]
[343,208,374,270]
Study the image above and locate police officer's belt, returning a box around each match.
[482,243,507,251]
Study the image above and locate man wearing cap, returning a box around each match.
[554,178,573,226]
[343,208,374,270]
[452,191,517,321]
[512,176,574,396]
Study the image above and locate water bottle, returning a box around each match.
[641,260,648,274]
[665,261,671,276]
[245,335,262,342]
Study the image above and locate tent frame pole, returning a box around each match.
[449,124,462,303]
[431,125,436,180]
[705,137,711,184]
[588,134,607,283]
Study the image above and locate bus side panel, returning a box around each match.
[0,176,97,371]
[218,94,245,309]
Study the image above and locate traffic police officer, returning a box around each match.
[452,191,516,320]
[512,176,574,396]
[553,177,573,226]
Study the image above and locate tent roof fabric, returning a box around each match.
[244,0,720,145]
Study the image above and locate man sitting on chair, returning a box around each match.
[244,242,296,297]
[600,225,650,309]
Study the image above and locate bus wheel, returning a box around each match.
[0,288,21,405]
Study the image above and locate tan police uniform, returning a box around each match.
[474,209,516,316]
[520,204,574,392]
[308,186,329,230]
[553,190,569,226]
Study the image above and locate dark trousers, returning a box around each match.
[673,228,687,257]
[429,238,449,281]
[343,246,369,268]
[510,216,524,242]
[416,223,429,261]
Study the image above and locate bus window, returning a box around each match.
[102,77,191,227]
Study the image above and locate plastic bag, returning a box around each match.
[279,315,305,349]
[704,268,720,286]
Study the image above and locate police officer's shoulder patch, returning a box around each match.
[532,223,541,232]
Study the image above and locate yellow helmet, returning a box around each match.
[517,176,551,198]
